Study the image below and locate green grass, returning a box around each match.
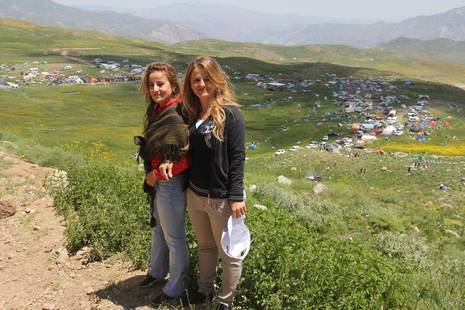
[0,83,144,161]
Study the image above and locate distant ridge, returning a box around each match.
[266,6,465,47]
[380,37,465,66]
[0,0,204,43]
[125,3,378,43]
[115,3,465,47]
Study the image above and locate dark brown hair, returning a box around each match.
[140,62,180,135]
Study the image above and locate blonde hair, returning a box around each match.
[139,62,179,134]
[181,56,238,141]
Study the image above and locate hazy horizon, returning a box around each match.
[53,0,465,21]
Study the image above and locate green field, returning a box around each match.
[1,19,465,308]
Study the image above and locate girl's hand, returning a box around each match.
[158,161,173,180]
[230,201,246,218]
[146,170,157,187]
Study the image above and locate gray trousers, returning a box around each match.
[186,188,243,305]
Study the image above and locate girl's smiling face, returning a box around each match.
[190,67,216,103]
[148,71,174,105]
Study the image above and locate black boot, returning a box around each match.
[189,291,213,304]
[216,302,233,310]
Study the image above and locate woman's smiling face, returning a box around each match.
[190,67,215,103]
[148,70,173,105]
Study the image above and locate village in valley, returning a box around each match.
[0,57,453,160]
[0,58,144,89]
[236,70,450,157]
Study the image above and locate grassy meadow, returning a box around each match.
[1,18,465,308]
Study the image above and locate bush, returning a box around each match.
[375,231,429,267]
[53,160,151,267]
[237,207,407,309]
[254,183,303,211]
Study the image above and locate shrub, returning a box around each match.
[237,207,407,309]
[53,160,151,267]
[254,183,303,211]
[375,231,429,267]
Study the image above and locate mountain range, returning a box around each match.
[262,6,465,47]
[122,3,381,44]
[103,3,465,47]
[0,0,203,43]
[1,0,465,48]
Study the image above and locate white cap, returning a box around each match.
[221,216,251,260]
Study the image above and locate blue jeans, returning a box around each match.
[148,174,188,297]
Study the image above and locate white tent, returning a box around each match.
[382,126,397,136]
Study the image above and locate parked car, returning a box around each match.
[342,137,353,144]
[289,145,301,152]
[306,142,319,149]
[327,131,340,137]
[275,149,285,156]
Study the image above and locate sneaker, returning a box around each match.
[216,302,233,310]
[189,291,213,304]
[138,274,163,288]
[150,292,188,307]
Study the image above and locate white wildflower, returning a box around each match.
[47,169,69,190]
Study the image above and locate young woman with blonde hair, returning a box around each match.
[182,56,246,310]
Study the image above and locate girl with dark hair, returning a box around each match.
[138,62,190,305]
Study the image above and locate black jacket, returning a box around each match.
[189,105,245,202]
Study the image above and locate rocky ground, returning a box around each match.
[0,145,165,309]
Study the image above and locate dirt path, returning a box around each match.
[0,145,162,309]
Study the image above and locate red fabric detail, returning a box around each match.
[151,154,190,181]
[155,97,179,114]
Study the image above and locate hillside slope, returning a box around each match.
[174,39,465,88]
[380,37,465,65]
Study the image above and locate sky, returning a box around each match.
[53,0,465,20]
